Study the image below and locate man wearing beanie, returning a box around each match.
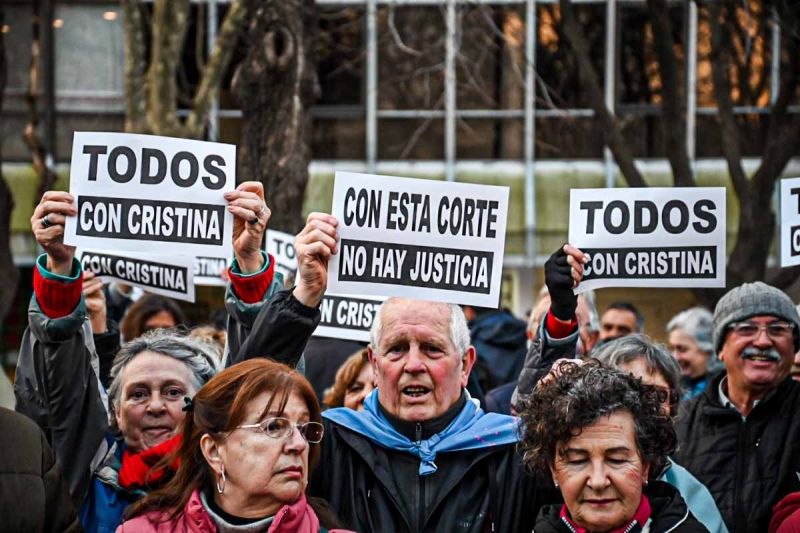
[674,281,800,533]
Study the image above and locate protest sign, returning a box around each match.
[65,132,235,259]
[77,249,196,302]
[327,172,509,307]
[779,178,800,267]
[317,294,387,342]
[194,256,230,287]
[266,229,298,279]
[568,187,726,293]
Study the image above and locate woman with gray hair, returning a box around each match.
[666,307,719,399]
[593,335,728,533]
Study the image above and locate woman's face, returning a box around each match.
[668,329,709,380]
[214,389,311,517]
[144,310,178,332]
[115,351,197,453]
[551,411,649,533]
[344,364,375,411]
[617,358,674,416]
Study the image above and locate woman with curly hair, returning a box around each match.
[518,360,709,532]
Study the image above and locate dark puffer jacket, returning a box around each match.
[533,480,709,533]
[0,407,81,533]
[674,373,800,533]
[469,310,528,390]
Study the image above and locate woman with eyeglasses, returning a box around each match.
[118,358,352,533]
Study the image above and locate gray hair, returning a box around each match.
[581,290,601,333]
[108,329,220,428]
[592,334,683,394]
[370,298,471,357]
[666,307,714,354]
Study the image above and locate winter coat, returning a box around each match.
[117,491,352,533]
[675,373,800,533]
[468,310,528,390]
[14,258,289,533]
[0,407,82,533]
[309,418,555,532]
[533,480,709,533]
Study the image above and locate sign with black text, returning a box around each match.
[568,187,726,293]
[77,249,196,302]
[194,256,230,287]
[317,294,386,342]
[328,172,509,307]
[779,178,800,267]
[266,229,298,279]
[65,132,235,259]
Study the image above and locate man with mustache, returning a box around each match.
[673,282,800,533]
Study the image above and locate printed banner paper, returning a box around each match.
[327,172,509,307]
[568,187,726,293]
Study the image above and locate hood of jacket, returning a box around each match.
[469,310,527,351]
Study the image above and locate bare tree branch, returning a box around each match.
[186,0,248,138]
[559,0,647,188]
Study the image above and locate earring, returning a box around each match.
[644,479,649,487]
[216,464,226,494]
[553,480,559,488]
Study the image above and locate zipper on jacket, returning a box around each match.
[415,423,422,443]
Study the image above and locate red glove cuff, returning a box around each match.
[545,311,578,339]
[33,266,83,319]
[227,254,276,304]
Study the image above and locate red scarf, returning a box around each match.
[118,434,182,490]
[559,495,652,533]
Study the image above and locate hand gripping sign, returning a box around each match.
[779,178,800,267]
[568,187,726,293]
[327,172,509,307]
[65,132,236,259]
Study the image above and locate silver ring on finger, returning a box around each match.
[41,214,53,228]
[257,204,266,216]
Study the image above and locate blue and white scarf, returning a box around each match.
[323,390,520,476]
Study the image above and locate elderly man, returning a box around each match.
[231,213,554,532]
[673,282,800,533]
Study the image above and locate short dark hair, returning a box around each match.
[120,294,188,341]
[605,301,645,331]
[518,360,676,475]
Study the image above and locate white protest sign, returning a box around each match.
[568,187,726,293]
[317,294,387,342]
[266,229,298,279]
[328,172,509,307]
[779,178,800,267]
[77,249,196,302]
[65,132,235,259]
[194,256,231,287]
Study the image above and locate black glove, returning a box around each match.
[544,246,578,322]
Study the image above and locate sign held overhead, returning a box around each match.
[328,172,509,307]
[78,249,196,302]
[65,132,235,259]
[568,187,726,293]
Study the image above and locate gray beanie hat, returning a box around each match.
[712,281,800,353]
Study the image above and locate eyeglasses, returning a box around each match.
[728,321,795,340]
[649,385,680,408]
[236,417,324,443]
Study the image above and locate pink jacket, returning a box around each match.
[116,491,352,533]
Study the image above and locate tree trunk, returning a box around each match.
[232,0,319,234]
[0,6,21,326]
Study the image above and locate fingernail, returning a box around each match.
[227,206,234,211]
[583,254,591,263]
[66,195,74,202]
[223,192,234,199]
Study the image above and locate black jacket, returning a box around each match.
[0,407,82,533]
[469,310,528,390]
[674,373,800,533]
[309,419,556,533]
[533,481,708,532]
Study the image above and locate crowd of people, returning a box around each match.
[2,184,800,533]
